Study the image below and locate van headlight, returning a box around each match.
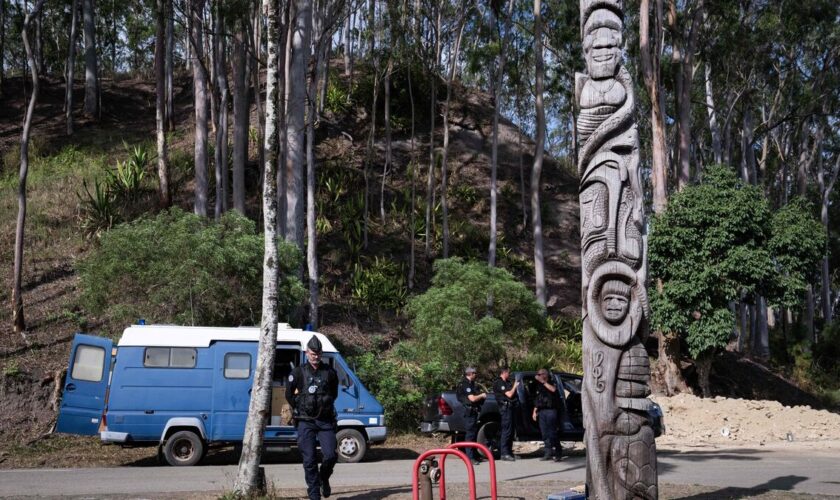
[380,414,385,426]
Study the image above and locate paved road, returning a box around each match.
[2,446,839,498]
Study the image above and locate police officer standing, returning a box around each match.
[493,366,520,461]
[286,336,339,499]
[531,368,562,461]
[456,366,487,465]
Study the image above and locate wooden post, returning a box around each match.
[575,0,658,497]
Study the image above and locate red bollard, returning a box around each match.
[412,448,476,500]
[439,442,498,500]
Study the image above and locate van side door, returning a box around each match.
[57,334,114,436]
[210,341,256,440]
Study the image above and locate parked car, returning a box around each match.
[420,371,664,456]
[57,323,386,465]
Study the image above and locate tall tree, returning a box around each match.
[488,0,514,268]
[155,0,170,207]
[82,0,99,118]
[0,0,5,95]
[232,0,281,493]
[65,0,80,135]
[191,0,210,216]
[165,0,174,130]
[439,0,468,258]
[670,0,704,189]
[530,0,545,307]
[12,0,48,338]
[232,15,249,214]
[424,0,441,257]
[285,0,312,252]
[639,0,668,213]
[214,0,229,220]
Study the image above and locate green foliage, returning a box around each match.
[350,257,407,314]
[77,179,118,238]
[649,165,775,358]
[324,79,351,115]
[105,143,149,200]
[514,315,583,373]
[767,197,826,309]
[78,208,305,326]
[406,258,545,383]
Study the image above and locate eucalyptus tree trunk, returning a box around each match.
[12,0,47,338]
[343,1,352,78]
[232,0,280,493]
[673,1,703,189]
[819,155,839,325]
[488,0,514,268]
[306,26,319,328]
[285,0,311,251]
[82,0,99,118]
[531,0,545,307]
[251,1,265,183]
[214,1,229,220]
[232,17,249,214]
[191,0,210,216]
[155,0,170,207]
[407,68,416,289]
[362,0,377,251]
[440,0,467,259]
[380,54,393,224]
[0,0,5,94]
[65,0,79,135]
[704,60,722,165]
[741,101,756,185]
[165,0,174,130]
[424,2,441,257]
[639,0,668,213]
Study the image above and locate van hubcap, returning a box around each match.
[174,439,194,460]
[339,438,357,456]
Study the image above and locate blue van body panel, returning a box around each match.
[58,330,386,455]
[56,334,114,436]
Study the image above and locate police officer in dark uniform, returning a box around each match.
[531,368,562,461]
[455,366,486,465]
[492,366,520,461]
[286,336,339,499]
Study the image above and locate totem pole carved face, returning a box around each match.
[583,9,622,79]
[600,280,631,324]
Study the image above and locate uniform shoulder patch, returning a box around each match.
[466,388,471,393]
[288,374,294,382]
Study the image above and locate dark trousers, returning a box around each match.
[462,409,478,460]
[500,404,514,456]
[538,408,561,458]
[297,419,337,500]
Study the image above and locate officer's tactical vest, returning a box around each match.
[297,365,334,420]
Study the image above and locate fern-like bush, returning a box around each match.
[78,208,304,326]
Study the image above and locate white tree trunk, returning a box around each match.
[424,2,441,257]
[232,0,280,492]
[82,0,99,118]
[704,60,722,165]
[285,0,311,251]
[440,0,467,259]
[232,18,249,214]
[13,0,47,337]
[155,0,170,207]
[65,0,79,135]
[165,0,174,130]
[191,0,210,216]
[214,3,229,220]
[531,0,546,307]
[819,155,839,324]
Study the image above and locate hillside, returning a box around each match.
[0,66,834,463]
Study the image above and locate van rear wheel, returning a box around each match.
[163,430,204,466]
[335,429,366,463]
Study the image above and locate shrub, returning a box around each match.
[350,257,407,315]
[77,178,119,238]
[78,208,305,326]
[406,258,545,383]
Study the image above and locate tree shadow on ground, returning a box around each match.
[656,447,763,476]
[672,475,807,499]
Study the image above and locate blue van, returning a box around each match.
[57,324,386,466]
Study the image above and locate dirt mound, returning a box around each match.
[0,370,64,445]
[653,392,840,449]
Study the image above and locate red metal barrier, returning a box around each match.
[412,448,476,500]
[439,442,497,500]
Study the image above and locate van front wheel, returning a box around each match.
[335,429,366,463]
[163,430,204,466]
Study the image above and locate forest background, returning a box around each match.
[0,0,838,469]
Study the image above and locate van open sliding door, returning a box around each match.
[57,334,114,435]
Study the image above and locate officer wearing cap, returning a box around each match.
[492,366,520,461]
[531,368,562,461]
[455,366,487,465]
[286,335,339,499]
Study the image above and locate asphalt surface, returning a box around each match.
[1,446,839,498]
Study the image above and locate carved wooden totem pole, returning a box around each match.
[575,0,657,498]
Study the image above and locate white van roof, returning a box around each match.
[117,324,338,352]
